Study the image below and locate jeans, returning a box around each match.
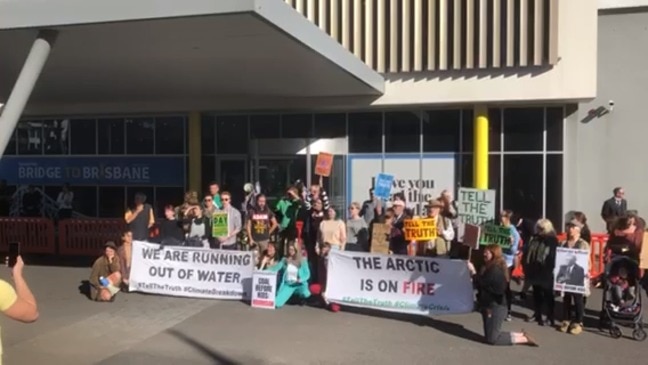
[562,293,584,323]
[481,304,514,346]
[505,267,514,313]
[532,285,555,321]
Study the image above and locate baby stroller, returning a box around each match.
[598,256,646,341]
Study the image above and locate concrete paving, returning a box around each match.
[1,265,645,365]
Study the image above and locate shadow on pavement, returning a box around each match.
[339,306,485,344]
[21,253,95,268]
[167,329,266,365]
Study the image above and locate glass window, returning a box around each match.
[385,111,421,153]
[155,187,185,218]
[461,109,474,152]
[201,115,216,155]
[546,154,563,229]
[43,120,69,155]
[4,128,16,155]
[155,116,185,154]
[281,114,313,139]
[217,115,248,154]
[98,118,125,155]
[458,154,500,193]
[503,155,543,220]
[250,115,281,139]
[423,109,461,153]
[126,187,155,212]
[70,119,97,155]
[201,155,216,195]
[460,154,473,188]
[45,185,97,217]
[503,108,544,152]
[17,121,43,155]
[314,113,346,139]
[126,117,155,154]
[98,187,125,218]
[348,112,382,153]
[546,107,564,151]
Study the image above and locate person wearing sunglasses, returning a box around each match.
[346,202,369,252]
[214,191,242,250]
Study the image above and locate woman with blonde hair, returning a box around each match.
[346,202,368,252]
[468,244,538,346]
[269,244,311,308]
[522,218,558,326]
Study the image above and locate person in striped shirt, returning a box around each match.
[304,176,330,211]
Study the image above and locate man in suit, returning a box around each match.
[557,256,586,286]
[601,187,628,233]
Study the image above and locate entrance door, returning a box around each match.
[217,158,248,211]
[254,158,307,207]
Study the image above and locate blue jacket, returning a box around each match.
[268,258,311,286]
[504,225,520,268]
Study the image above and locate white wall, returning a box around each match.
[567,10,648,232]
[599,0,648,9]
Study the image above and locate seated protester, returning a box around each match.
[268,244,311,308]
[258,243,279,270]
[185,205,211,248]
[89,241,122,302]
[117,229,133,291]
[159,205,185,246]
[468,244,538,346]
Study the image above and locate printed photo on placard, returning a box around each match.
[554,247,590,294]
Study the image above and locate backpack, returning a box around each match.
[525,237,550,266]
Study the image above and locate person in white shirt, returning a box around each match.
[421,199,455,256]
[56,183,74,220]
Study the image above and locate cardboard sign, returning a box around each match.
[463,224,481,249]
[373,173,394,200]
[479,224,512,249]
[212,212,229,237]
[403,218,437,241]
[640,231,648,270]
[457,187,496,225]
[251,270,277,309]
[314,152,334,177]
[371,223,391,254]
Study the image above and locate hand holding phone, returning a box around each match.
[8,242,20,268]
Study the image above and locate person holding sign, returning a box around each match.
[500,210,521,321]
[468,244,538,346]
[557,221,590,335]
[318,207,347,252]
[269,244,311,308]
[420,199,454,257]
[304,176,330,211]
[214,192,242,250]
[246,194,278,254]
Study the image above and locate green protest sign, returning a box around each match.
[212,212,229,237]
[479,224,512,249]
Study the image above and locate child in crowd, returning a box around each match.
[258,243,279,270]
[609,266,636,308]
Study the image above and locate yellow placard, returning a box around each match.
[403,218,437,241]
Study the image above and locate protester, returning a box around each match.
[421,199,454,257]
[208,181,223,210]
[439,189,458,221]
[124,192,155,242]
[558,221,590,335]
[360,188,380,226]
[275,187,303,256]
[346,202,368,252]
[242,182,259,216]
[247,194,278,254]
[607,216,640,260]
[89,241,121,302]
[0,255,39,361]
[304,176,330,211]
[468,244,538,346]
[202,194,216,220]
[214,191,242,250]
[305,199,325,281]
[158,205,185,245]
[522,219,558,326]
[389,200,410,255]
[117,229,133,290]
[270,244,311,308]
[56,183,74,220]
[393,192,414,217]
[571,211,591,244]
[500,209,521,321]
[259,243,279,270]
[601,187,628,233]
[318,206,347,252]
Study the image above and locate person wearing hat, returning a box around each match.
[420,199,455,257]
[389,199,411,255]
[88,241,122,302]
[557,220,590,335]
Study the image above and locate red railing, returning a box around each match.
[0,218,56,254]
[58,219,126,256]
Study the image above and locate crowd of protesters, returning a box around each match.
[84,180,646,348]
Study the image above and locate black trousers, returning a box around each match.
[532,285,555,320]
[481,304,513,346]
[505,267,514,313]
[563,293,584,324]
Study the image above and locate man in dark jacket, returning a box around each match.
[601,187,628,233]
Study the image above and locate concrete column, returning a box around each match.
[0,30,57,157]
[473,105,489,189]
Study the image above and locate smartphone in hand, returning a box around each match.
[8,242,20,268]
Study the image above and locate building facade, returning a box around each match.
[0,0,598,228]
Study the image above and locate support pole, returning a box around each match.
[473,105,489,189]
[0,30,57,157]
[188,112,202,194]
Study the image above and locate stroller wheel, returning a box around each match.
[610,326,623,339]
[632,329,647,342]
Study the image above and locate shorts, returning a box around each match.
[254,240,270,252]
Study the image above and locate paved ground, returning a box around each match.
[1,265,646,365]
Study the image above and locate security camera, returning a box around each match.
[609,100,615,111]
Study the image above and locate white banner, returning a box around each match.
[251,270,278,309]
[325,251,474,316]
[554,247,590,294]
[129,241,254,300]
